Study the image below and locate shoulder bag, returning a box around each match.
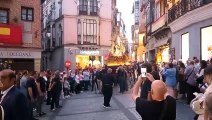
[185,67,194,82]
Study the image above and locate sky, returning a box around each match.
[116,0,134,42]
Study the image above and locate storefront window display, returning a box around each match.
[201,26,212,60]
[156,47,169,64]
[181,33,189,64]
[76,55,102,69]
[162,47,169,62]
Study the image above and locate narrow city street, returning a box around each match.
[39,87,195,120]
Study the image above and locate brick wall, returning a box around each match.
[0,0,41,49]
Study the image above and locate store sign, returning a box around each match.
[79,51,100,55]
[0,51,41,59]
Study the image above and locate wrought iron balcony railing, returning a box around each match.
[168,0,212,23]
[79,5,88,15]
[90,6,98,16]
[78,5,99,16]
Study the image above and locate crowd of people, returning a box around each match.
[0,57,212,120]
[131,57,212,120]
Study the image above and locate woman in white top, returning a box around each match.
[75,71,83,94]
[191,65,212,120]
[83,69,90,91]
[196,61,208,92]
[196,60,208,77]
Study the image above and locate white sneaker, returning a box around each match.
[103,105,111,109]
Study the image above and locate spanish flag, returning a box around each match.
[0,24,22,45]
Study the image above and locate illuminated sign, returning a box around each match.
[79,51,100,55]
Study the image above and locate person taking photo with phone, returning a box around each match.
[132,73,176,120]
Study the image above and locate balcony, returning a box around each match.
[152,14,167,33]
[0,24,22,45]
[79,5,88,15]
[78,5,99,16]
[90,6,98,16]
[168,0,212,23]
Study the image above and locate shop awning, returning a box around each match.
[154,38,169,48]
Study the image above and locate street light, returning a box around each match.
[46,32,51,38]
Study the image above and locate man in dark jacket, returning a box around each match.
[102,68,115,108]
[0,69,31,120]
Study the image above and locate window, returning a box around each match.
[181,33,189,63]
[0,9,9,24]
[77,20,82,44]
[201,26,212,60]
[160,0,165,16]
[79,0,88,15]
[155,3,160,21]
[146,3,151,25]
[21,7,34,21]
[90,0,98,15]
[78,19,97,45]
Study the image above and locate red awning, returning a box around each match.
[0,24,22,45]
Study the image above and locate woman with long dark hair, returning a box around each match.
[49,71,62,111]
[178,62,186,98]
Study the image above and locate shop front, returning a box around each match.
[154,36,170,64]
[65,47,109,70]
[156,45,169,64]
[201,26,212,60]
[76,49,105,69]
[0,48,41,71]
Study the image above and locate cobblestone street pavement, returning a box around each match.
[39,87,195,120]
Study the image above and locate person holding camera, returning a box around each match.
[132,73,176,120]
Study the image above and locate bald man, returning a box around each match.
[132,73,176,120]
[0,69,30,120]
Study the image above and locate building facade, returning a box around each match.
[42,0,116,71]
[0,0,42,71]
[141,0,171,63]
[131,0,141,61]
[168,0,212,63]
[131,0,146,62]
